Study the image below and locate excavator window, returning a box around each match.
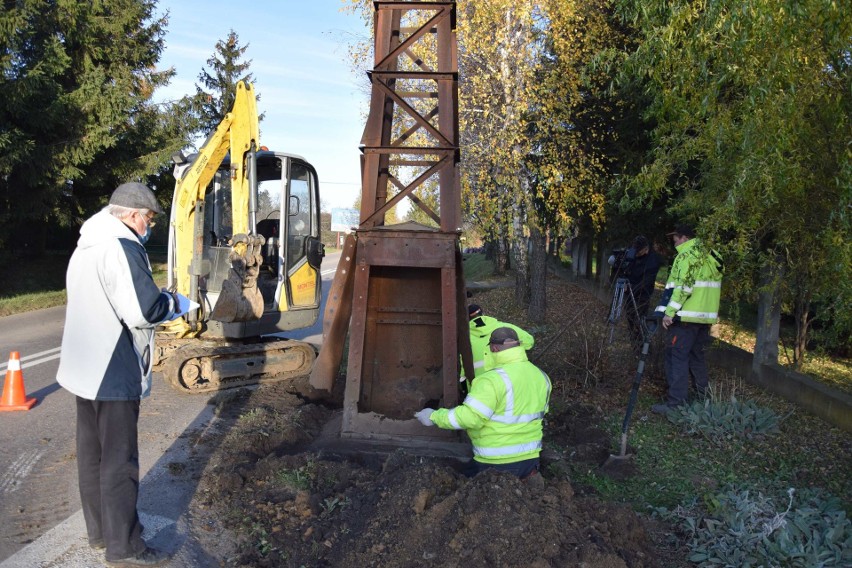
[287,162,312,270]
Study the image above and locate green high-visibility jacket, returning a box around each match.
[432,346,551,464]
[464,315,534,379]
[660,238,723,324]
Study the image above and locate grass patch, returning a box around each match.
[0,249,168,318]
[570,373,852,515]
[461,252,498,282]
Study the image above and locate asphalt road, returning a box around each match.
[0,251,340,567]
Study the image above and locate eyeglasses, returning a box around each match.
[139,211,157,228]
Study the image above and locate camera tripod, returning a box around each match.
[607,277,640,343]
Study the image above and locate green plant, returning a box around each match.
[275,459,316,491]
[659,487,852,567]
[667,394,785,442]
[320,496,349,518]
[249,523,275,557]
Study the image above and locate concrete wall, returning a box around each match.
[706,343,852,432]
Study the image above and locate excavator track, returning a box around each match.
[161,339,316,394]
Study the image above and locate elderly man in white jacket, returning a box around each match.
[57,182,177,567]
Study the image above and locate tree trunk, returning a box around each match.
[753,261,783,373]
[495,233,509,274]
[793,290,812,369]
[595,232,609,289]
[513,211,530,307]
[572,236,588,277]
[528,224,547,322]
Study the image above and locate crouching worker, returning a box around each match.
[465,304,534,380]
[415,327,552,479]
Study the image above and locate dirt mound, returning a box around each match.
[186,383,666,568]
[184,278,681,566]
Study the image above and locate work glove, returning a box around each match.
[162,288,181,312]
[414,408,435,426]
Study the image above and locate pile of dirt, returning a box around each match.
[183,279,683,567]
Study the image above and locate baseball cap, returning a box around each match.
[666,223,695,238]
[489,327,519,345]
[109,182,163,215]
[468,304,483,319]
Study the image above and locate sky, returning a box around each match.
[152,0,371,211]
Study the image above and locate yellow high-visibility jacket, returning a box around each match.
[433,346,551,464]
[464,315,534,379]
[658,238,723,324]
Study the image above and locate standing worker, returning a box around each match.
[57,182,178,566]
[652,224,723,414]
[465,304,534,380]
[416,327,551,479]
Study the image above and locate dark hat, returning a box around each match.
[109,182,163,215]
[468,304,483,319]
[633,235,649,250]
[666,223,695,238]
[489,326,519,345]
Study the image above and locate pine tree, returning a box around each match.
[0,0,194,254]
[193,30,264,135]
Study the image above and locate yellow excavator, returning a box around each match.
[153,81,325,393]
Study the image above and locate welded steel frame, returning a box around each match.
[338,1,472,446]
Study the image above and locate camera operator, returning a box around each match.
[609,235,661,349]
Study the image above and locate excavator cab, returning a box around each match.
[156,81,323,393]
[175,150,323,339]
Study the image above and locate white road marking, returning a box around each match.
[0,448,47,495]
[0,346,61,373]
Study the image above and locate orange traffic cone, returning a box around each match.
[0,352,37,411]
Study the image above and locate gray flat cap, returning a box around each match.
[109,182,163,214]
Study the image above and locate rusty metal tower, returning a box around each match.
[310,1,472,452]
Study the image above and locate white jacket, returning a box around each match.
[57,209,175,400]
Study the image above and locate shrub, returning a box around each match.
[667,396,784,442]
[659,487,852,567]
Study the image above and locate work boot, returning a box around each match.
[106,547,171,567]
[651,403,676,415]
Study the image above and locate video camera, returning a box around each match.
[609,247,637,281]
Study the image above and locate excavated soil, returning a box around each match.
[182,278,688,567]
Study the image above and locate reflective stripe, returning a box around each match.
[491,411,545,424]
[8,359,21,371]
[669,300,683,310]
[473,360,485,369]
[665,282,676,289]
[473,440,542,458]
[693,280,722,288]
[677,310,718,319]
[464,395,494,419]
[447,408,463,430]
[655,305,667,312]
[494,369,514,415]
[681,285,693,293]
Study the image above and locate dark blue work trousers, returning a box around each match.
[663,323,711,406]
[75,397,146,561]
[467,457,539,479]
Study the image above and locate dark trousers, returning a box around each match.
[75,397,145,561]
[664,323,711,406]
[467,457,539,479]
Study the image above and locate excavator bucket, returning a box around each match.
[210,233,266,322]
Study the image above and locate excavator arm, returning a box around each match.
[168,81,265,327]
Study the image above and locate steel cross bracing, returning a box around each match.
[310,1,473,453]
